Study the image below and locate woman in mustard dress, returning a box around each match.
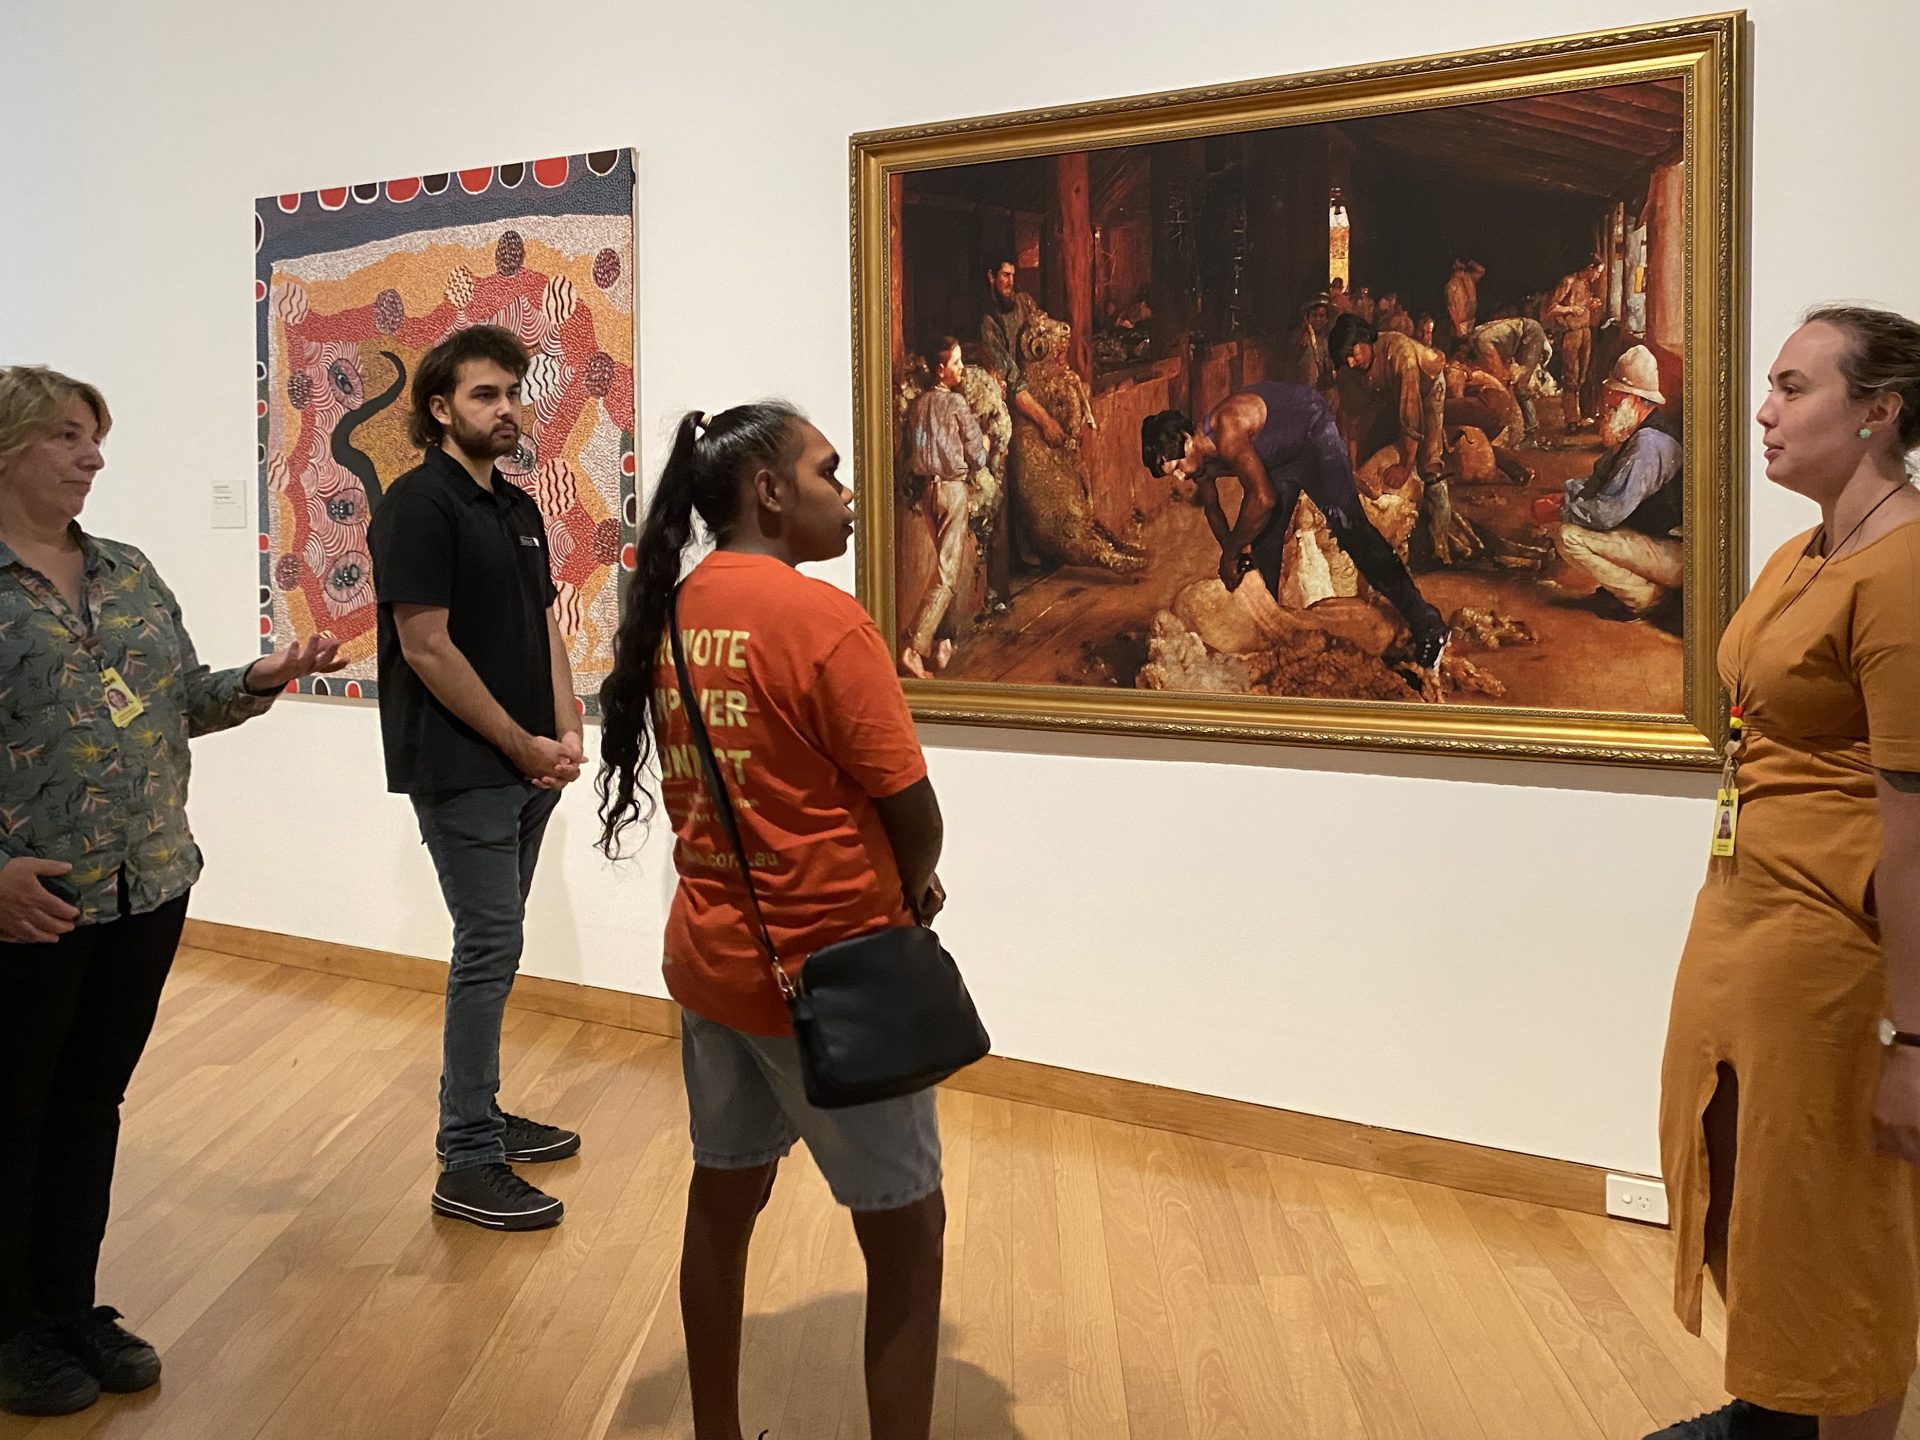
[1652,307,1920,1440]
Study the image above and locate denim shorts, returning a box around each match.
[679,1008,942,1212]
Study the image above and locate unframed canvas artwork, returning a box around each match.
[254,150,637,710]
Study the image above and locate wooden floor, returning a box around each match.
[4,946,1912,1439]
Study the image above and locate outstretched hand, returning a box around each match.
[250,633,347,692]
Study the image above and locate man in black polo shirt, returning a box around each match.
[367,325,585,1231]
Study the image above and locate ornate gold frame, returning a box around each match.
[851,13,1746,769]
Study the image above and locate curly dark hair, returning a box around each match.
[1140,409,1194,477]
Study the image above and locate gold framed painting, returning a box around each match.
[851,12,1745,768]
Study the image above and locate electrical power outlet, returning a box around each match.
[1605,1173,1670,1225]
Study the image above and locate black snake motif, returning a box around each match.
[330,349,406,511]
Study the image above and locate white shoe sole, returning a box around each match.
[436,1137,580,1165]
[430,1192,563,1231]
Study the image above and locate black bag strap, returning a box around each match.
[667,588,795,1002]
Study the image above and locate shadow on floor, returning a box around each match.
[618,1291,1024,1438]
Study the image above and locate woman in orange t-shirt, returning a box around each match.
[598,403,948,1440]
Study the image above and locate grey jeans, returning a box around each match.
[411,782,561,1171]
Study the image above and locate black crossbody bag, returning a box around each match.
[668,591,990,1109]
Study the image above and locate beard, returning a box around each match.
[1597,396,1642,451]
[446,411,519,463]
[992,289,1016,313]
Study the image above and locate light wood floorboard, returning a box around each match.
[6,945,1915,1439]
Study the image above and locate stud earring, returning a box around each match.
[1859,426,1874,438]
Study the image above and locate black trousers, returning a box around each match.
[0,891,188,1338]
[1246,408,1445,640]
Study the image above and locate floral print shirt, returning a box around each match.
[0,527,276,924]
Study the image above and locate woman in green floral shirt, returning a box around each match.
[0,366,342,1418]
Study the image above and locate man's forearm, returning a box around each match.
[407,641,531,763]
[1199,492,1231,550]
[1224,496,1274,559]
[549,633,580,740]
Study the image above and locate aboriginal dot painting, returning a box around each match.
[254,150,637,711]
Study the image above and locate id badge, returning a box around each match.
[1709,787,1739,858]
[100,666,145,728]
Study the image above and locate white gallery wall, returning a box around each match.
[3,0,1912,1177]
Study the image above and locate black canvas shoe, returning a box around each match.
[0,1327,100,1416]
[56,1306,160,1393]
[432,1163,564,1231]
[498,1112,580,1163]
[1645,1399,1818,1440]
[435,1112,580,1165]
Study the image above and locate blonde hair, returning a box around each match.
[0,366,113,465]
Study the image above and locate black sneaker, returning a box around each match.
[499,1111,580,1163]
[56,1306,160,1393]
[434,1112,581,1165]
[431,1163,564,1231]
[0,1327,100,1417]
[1645,1399,1818,1440]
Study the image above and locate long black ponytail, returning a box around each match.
[596,401,806,857]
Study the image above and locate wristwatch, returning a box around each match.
[1879,1019,1920,1048]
